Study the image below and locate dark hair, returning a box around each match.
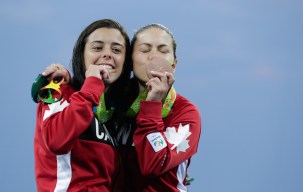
[131,23,177,59]
[71,19,131,110]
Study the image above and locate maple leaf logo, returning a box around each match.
[43,100,69,120]
[164,124,191,153]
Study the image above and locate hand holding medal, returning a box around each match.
[145,57,175,102]
[126,57,176,118]
[31,64,67,104]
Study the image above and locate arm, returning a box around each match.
[37,63,110,154]
[41,63,110,84]
[133,71,201,176]
[133,98,201,176]
[38,76,104,154]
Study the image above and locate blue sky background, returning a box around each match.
[1,0,302,191]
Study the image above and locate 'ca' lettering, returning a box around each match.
[96,124,108,141]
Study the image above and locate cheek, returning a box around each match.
[132,53,146,67]
[83,55,89,70]
[117,55,125,66]
[84,51,99,64]
[133,62,148,79]
[114,56,126,74]
[132,54,149,77]
[133,60,144,72]
[165,54,175,63]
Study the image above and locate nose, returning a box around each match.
[102,48,112,59]
[147,51,158,60]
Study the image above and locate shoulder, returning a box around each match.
[174,94,199,111]
[60,84,75,100]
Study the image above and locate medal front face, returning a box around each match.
[31,74,64,104]
[146,57,174,79]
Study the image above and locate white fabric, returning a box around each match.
[176,160,188,192]
[54,152,72,192]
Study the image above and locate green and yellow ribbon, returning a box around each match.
[94,93,114,124]
[126,86,176,118]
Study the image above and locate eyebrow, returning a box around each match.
[91,40,124,47]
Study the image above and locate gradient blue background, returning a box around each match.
[1,0,302,191]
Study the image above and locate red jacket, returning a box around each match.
[120,94,202,192]
[34,77,122,192]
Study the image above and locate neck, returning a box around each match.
[137,80,147,92]
[104,86,109,93]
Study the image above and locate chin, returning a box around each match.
[134,76,148,85]
[140,75,149,83]
[103,77,118,86]
[103,79,112,86]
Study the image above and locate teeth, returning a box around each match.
[101,65,113,69]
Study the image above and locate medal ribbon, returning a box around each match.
[126,86,176,118]
[93,93,114,124]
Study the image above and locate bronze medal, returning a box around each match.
[146,57,174,79]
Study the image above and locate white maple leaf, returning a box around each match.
[164,124,191,153]
[43,100,69,120]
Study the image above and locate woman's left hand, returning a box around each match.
[145,71,175,101]
[42,63,70,84]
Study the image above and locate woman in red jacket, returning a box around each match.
[34,19,131,192]
[117,23,202,192]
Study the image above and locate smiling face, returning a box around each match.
[84,28,126,85]
[132,27,177,84]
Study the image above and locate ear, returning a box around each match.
[172,59,178,73]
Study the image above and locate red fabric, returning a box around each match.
[34,77,123,192]
[125,94,202,192]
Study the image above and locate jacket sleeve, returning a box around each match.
[38,77,104,154]
[133,99,202,176]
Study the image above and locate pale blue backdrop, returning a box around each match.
[1,0,302,191]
